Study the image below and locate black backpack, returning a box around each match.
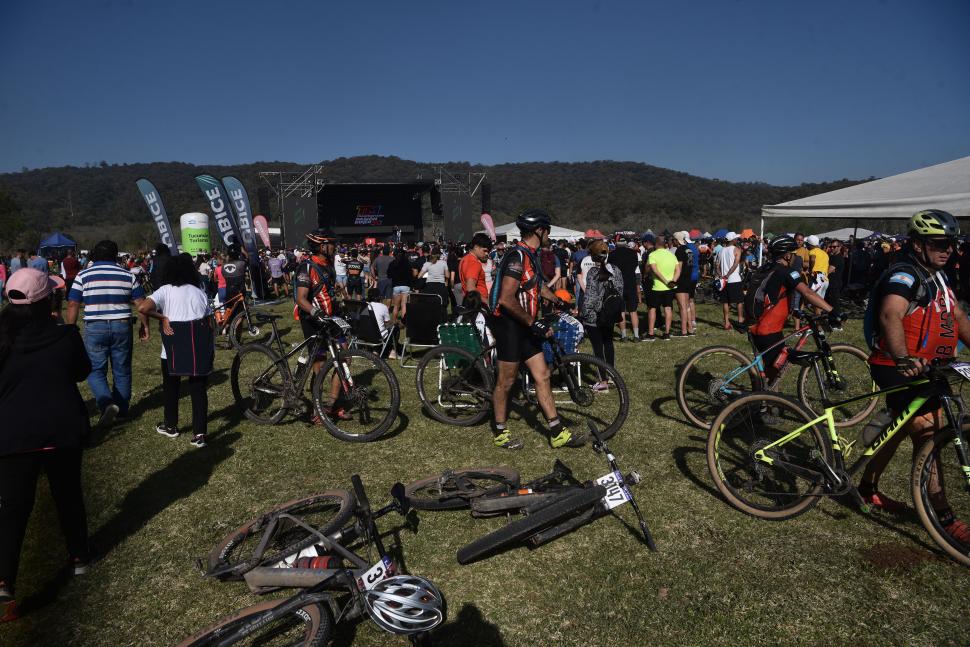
[596,272,624,327]
[743,263,788,323]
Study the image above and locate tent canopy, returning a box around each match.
[492,221,586,241]
[812,226,874,240]
[762,156,970,220]
[38,232,77,255]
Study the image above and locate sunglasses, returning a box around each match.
[925,237,956,252]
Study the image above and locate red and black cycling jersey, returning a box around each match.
[868,257,959,366]
[492,242,542,319]
[748,264,804,336]
[295,254,334,317]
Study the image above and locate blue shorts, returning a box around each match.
[393,285,411,296]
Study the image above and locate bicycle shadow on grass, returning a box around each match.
[820,494,942,553]
[650,395,690,426]
[671,442,721,500]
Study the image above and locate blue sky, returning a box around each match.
[1,0,968,184]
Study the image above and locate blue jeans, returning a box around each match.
[83,319,133,414]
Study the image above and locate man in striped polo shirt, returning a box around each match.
[65,240,148,426]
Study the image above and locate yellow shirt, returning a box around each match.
[808,247,829,275]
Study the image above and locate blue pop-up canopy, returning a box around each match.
[38,232,77,256]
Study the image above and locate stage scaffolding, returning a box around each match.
[258,165,325,244]
[434,167,486,241]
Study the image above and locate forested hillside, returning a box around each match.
[0,156,867,250]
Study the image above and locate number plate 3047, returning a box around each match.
[951,362,970,381]
[595,471,632,510]
[358,556,393,591]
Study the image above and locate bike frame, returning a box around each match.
[719,324,814,392]
[747,375,970,496]
[256,318,350,401]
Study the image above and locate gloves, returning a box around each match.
[530,319,552,338]
[826,312,845,328]
[893,355,923,375]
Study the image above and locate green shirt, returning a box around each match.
[647,248,678,291]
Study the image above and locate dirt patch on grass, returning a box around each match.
[858,542,933,572]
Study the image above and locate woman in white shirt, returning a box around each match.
[367,287,398,359]
[138,254,214,448]
[418,249,451,319]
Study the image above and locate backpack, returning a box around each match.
[539,248,557,279]
[489,245,546,313]
[863,260,934,350]
[596,273,624,327]
[743,263,788,323]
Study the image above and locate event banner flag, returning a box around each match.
[254,215,271,248]
[135,179,180,256]
[221,176,260,266]
[194,174,241,249]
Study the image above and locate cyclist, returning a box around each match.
[221,248,248,302]
[746,235,837,384]
[294,229,347,422]
[488,209,585,450]
[863,209,970,540]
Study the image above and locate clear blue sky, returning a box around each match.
[1,0,968,184]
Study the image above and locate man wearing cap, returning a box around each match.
[645,235,678,341]
[608,236,640,341]
[715,232,744,330]
[805,235,830,312]
[672,232,699,336]
[458,233,491,301]
[65,240,148,427]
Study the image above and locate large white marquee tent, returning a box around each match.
[491,221,585,241]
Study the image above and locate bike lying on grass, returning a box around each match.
[707,361,970,567]
[405,422,655,564]
[181,475,444,646]
[416,311,630,440]
[230,313,400,442]
[676,310,875,429]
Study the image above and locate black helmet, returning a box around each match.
[516,209,552,233]
[768,235,798,257]
[908,209,960,238]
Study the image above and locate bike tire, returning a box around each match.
[231,344,290,425]
[228,312,277,350]
[311,348,400,442]
[676,345,761,429]
[176,599,331,647]
[206,490,355,580]
[404,467,520,510]
[470,491,559,515]
[796,343,877,428]
[911,428,970,567]
[707,392,831,520]
[456,485,607,564]
[552,352,629,440]
[415,345,493,427]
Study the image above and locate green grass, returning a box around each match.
[2,303,968,646]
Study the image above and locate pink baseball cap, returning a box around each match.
[4,268,63,305]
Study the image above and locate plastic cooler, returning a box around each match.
[543,315,582,364]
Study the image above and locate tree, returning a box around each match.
[0,189,25,249]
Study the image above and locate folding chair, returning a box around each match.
[399,292,445,368]
[349,306,394,358]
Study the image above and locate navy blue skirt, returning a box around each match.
[161,318,215,376]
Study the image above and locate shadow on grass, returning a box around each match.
[431,604,507,646]
[671,442,720,500]
[650,395,688,425]
[823,495,941,553]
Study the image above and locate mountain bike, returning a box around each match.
[405,422,655,563]
[213,291,277,350]
[706,362,970,567]
[180,475,444,645]
[229,313,400,442]
[415,312,630,440]
[676,311,876,429]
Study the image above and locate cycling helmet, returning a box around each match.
[363,575,446,635]
[516,209,552,233]
[306,228,336,245]
[768,235,798,257]
[909,209,960,238]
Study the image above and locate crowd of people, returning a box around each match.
[4,209,970,621]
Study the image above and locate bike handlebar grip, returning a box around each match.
[351,474,370,511]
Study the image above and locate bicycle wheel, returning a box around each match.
[912,428,970,567]
[797,343,877,428]
[231,344,289,425]
[206,490,354,580]
[404,467,520,510]
[707,392,832,520]
[229,312,277,350]
[456,486,606,564]
[311,349,400,442]
[676,345,761,429]
[415,345,493,427]
[549,352,629,440]
[176,600,331,646]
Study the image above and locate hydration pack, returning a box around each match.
[862,260,933,350]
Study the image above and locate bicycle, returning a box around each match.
[229,313,400,442]
[676,310,876,429]
[213,291,277,350]
[405,421,656,564]
[706,361,970,567]
[415,311,630,440]
[180,475,445,645]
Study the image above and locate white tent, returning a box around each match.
[812,227,874,240]
[491,221,586,241]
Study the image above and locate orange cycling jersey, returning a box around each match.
[491,243,542,319]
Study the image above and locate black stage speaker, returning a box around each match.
[481,182,491,214]
[430,186,443,216]
[282,194,318,247]
[441,191,474,242]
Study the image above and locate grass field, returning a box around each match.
[2,302,968,647]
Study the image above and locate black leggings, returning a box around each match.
[0,448,88,588]
[161,360,209,436]
[584,324,615,380]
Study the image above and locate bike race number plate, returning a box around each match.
[951,362,970,381]
[595,471,632,510]
[331,316,352,333]
[357,555,394,591]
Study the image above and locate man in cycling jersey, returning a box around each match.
[748,236,837,384]
[489,209,585,450]
[863,210,970,541]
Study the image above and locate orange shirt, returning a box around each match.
[459,253,487,297]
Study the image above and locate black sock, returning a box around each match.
[546,417,561,432]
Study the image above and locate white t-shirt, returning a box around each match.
[421,260,449,284]
[368,301,391,338]
[334,254,347,277]
[150,284,212,359]
[198,262,211,277]
[717,245,742,284]
[579,255,595,290]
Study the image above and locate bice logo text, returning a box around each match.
[205,187,236,246]
[144,191,173,246]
